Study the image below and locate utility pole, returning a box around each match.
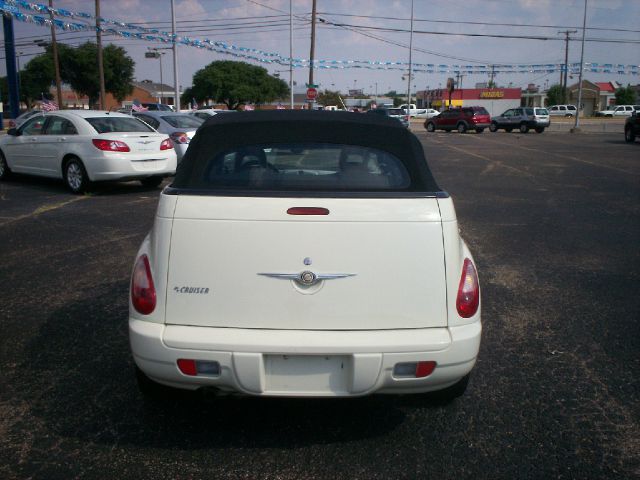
[559,29,577,103]
[171,0,180,111]
[95,0,106,110]
[488,65,496,87]
[49,0,63,109]
[572,0,588,132]
[308,0,317,109]
[405,0,414,112]
[289,0,293,109]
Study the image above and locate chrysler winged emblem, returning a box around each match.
[258,270,356,286]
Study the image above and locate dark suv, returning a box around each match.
[424,107,491,133]
[624,111,639,142]
[489,107,550,133]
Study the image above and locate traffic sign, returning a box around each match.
[306,87,318,101]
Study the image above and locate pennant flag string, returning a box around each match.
[1,3,637,76]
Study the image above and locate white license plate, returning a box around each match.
[265,355,350,394]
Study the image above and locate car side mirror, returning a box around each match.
[7,128,20,136]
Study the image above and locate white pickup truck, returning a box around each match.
[129,110,481,401]
[399,104,440,118]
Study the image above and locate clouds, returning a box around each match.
[3,0,638,94]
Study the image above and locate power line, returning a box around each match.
[316,11,640,34]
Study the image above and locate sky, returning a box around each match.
[1,0,639,97]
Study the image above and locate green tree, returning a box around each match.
[189,61,289,110]
[317,89,342,107]
[19,54,55,109]
[57,42,134,107]
[546,84,566,106]
[615,85,637,105]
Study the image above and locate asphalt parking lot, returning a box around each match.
[0,128,638,479]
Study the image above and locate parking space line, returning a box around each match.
[473,134,638,176]
[0,196,87,227]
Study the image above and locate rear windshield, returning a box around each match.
[86,117,155,133]
[191,143,411,191]
[471,107,489,115]
[161,115,203,128]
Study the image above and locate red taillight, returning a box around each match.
[287,207,330,215]
[456,258,480,318]
[160,138,174,150]
[92,139,130,152]
[131,254,156,315]
[170,132,190,144]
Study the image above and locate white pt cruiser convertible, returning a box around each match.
[129,110,481,401]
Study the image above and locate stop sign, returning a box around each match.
[306,87,318,101]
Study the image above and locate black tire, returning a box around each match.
[63,157,90,194]
[135,366,182,403]
[505,127,513,133]
[140,176,164,188]
[625,126,636,143]
[519,123,529,133]
[535,127,545,134]
[489,123,498,133]
[475,128,484,133]
[426,374,470,404]
[0,151,11,180]
[426,122,435,132]
[457,123,467,134]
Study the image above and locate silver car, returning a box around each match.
[132,111,203,162]
[489,107,550,133]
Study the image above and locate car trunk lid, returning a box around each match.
[164,196,448,330]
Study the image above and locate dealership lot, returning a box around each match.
[0,130,638,479]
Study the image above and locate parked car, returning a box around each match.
[129,110,481,401]
[132,111,204,162]
[189,108,235,122]
[624,111,640,142]
[7,109,42,129]
[424,106,491,133]
[0,110,176,193]
[595,105,636,117]
[489,107,550,133]
[141,103,174,111]
[414,108,441,119]
[367,107,410,127]
[547,105,577,117]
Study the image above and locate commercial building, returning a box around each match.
[415,88,522,116]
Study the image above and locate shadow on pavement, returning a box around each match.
[13,280,453,451]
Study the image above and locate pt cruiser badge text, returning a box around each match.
[173,286,210,294]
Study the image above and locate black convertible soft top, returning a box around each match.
[171,110,443,195]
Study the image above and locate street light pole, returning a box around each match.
[289,0,293,109]
[171,0,180,111]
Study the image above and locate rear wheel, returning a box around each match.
[535,127,545,134]
[519,123,529,133]
[140,176,164,188]
[625,126,636,142]
[489,123,498,132]
[457,123,467,133]
[0,151,11,180]
[135,366,182,403]
[63,157,90,194]
[426,122,435,132]
[475,128,484,133]
[426,374,470,404]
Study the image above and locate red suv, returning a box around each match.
[424,107,491,133]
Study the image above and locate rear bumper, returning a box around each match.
[86,152,177,181]
[130,320,481,397]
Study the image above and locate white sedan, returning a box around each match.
[0,110,177,193]
[130,110,481,401]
